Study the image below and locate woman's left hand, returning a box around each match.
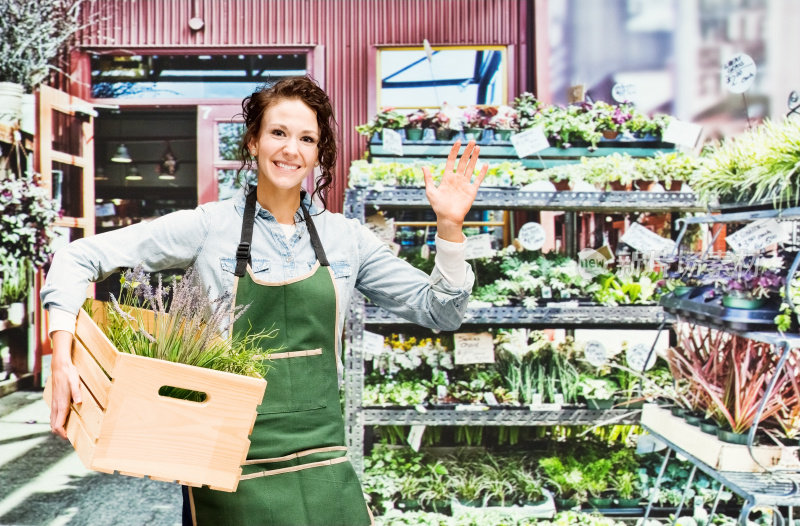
[422,140,488,242]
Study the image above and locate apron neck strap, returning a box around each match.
[235,188,329,278]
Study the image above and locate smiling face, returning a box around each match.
[249,97,320,195]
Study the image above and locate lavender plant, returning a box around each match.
[94,265,276,383]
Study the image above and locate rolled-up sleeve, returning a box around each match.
[353,222,473,331]
[40,208,211,321]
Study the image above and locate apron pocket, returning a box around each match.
[257,350,330,414]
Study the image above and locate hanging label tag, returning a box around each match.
[611,82,638,103]
[725,218,789,252]
[454,332,495,364]
[362,331,385,358]
[420,243,430,259]
[407,425,425,452]
[382,129,404,156]
[620,223,676,254]
[722,52,757,94]
[584,340,608,367]
[662,119,703,147]
[464,234,494,260]
[484,392,499,406]
[517,222,546,251]
[511,126,550,158]
[627,343,657,372]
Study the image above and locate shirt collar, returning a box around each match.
[233,185,320,220]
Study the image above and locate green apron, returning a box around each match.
[186,189,372,526]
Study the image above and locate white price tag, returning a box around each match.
[584,340,608,367]
[722,52,757,94]
[362,331,385,358]
[463,234,494,260]
[454,332,495,365]
[578,247,612,278]
[420,243,430,259]
[407,425,425,452]
[517,222,546,251]
[626,343,657,372]
[510,126,550,158]
[662,119,703,147]
[620,223,676,255]
[484,392,499,406]
[382,129,404,156]
[611,82,638,103]
[726,219,789,253]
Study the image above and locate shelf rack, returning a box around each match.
[361,407,641,427]
[642,423,800,525]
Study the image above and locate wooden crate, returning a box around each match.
[44,304,266,492]
[641,404,800,472]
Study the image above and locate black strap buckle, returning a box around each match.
[236,241,251,260]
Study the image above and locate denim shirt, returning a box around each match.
[41,189,475,344]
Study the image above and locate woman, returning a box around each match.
[42,76,487,525]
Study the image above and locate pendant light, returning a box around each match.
[125,165,142,181]
[111,143,132,163]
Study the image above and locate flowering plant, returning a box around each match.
[461,106,489,129]
[717,268,784,299]
[591,101,632,133]
[0,168,60,267]
[486,105,518,130]
[405,109,429,129]
[427,102,463,131]
[355,107,409,136]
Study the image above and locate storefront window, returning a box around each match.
[217,122,244,161]
[217,168,256,201]
[377,46,507,108]
[91,53,307,100]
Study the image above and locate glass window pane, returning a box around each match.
[217,122,245,161]
[52,161,84,218]
[217,169,256,201]
[51,110,83,156]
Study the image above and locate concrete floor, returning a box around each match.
[0,390,182,526]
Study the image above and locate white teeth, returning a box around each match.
[275,162,299,170]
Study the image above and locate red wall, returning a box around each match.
[75,0,529,211]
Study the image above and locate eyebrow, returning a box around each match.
[268,123,318,135]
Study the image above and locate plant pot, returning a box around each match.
[397,499,421,511]
[673,286,693,296]
[588,497,614,508]
[551,179,570,191]
[722,295,767,310]
[615,498,641,507]
[586,398,615,410]
[700,419,719,436]
[717,428,749,445]
[606,181,632,191]
[615,398,644,409]
[0,306,7,321]
[0,81,24,126]
[435,128,456,141]
[554,497,580,510]
[405,127,424,141]
[493,128,514,141]
[425,500,451,514]
[457,498,482,508]
[684,412,703,426]
[7,302,25,326]
[601,130,620,140]
[523,497,550,507]
[670,406,687,417]
[463,127,483,141]
[666,181,683,192]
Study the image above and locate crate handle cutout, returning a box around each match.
[158,385,209,403]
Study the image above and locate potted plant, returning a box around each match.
[539,456,587,510]
[591,101,631,140]
[460,106,489,141]
[579,376,618,410]
[0,0,96,127]
[426,103,463,141]
[583,458,614,509]
[404,109,428,141]
[355,107,409,141]
[512,91,542,131]
[486,105,518,141]
[716,268,784,310]
[0,258,29,325]
[416,462,452,514]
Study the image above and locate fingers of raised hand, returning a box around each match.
[456,140,477,175]
[444,140,462,174]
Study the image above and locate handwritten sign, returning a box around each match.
[722,52,756,94]
[464,233,494,260]
[578,247,612,278]
[726,218,789,252]
[626,343,657,372]
[611,82,637,103]
[454,332,495,365]
[382,129,404,156]
[510,126,550,158]
[662,119,703,147]
[621,223,676,254]
[362,331,386,358]
[517,222,546,251]
[584,340,608,367]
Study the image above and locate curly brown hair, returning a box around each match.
[237,76,338,209]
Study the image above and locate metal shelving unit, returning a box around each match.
[642,424,800,525]
[343,141,701,476]
[365,304,672,328]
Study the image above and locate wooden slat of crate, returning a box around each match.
[71,336,111,408]
[75,309,117,376]
[642,404,800,472]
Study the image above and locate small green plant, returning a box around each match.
[0,257,29,305]
[94,265,277,398]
